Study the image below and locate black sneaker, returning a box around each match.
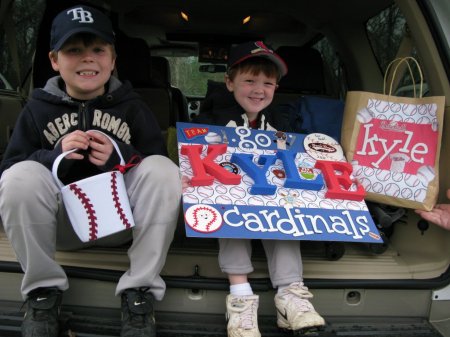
[121,288,156,337]
[22,287,62,337]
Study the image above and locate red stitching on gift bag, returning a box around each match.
[69,184,98,241]
[110,172,132,229]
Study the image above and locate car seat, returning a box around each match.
[115,33,176,136]
[150,56,189,123]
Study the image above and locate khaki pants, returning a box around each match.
[0,155,181,300]
[218,238,303,288]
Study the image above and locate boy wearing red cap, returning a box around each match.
[194,41,325,337]
[0,5,181,337]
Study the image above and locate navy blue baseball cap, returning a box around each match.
[50,5,115,51]
[227,41,288,77]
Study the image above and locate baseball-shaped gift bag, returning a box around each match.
[52,132,135,242]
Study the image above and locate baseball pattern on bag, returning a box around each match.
[52,132,136,242]
[69,183,99,241]
[67,171,134,241]
[110,172,133,229]
[352,98,438,202]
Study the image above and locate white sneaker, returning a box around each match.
[274,282,325,331]
[225,294,261,337]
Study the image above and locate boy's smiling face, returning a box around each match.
[225,70,278,121]
[49,37,116,100]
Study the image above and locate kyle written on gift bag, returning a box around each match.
[341,57,444,211]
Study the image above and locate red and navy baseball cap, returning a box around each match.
[227,41,288,77]
[50,5,115,51]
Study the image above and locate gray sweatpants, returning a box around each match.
[218,238,303,288]
[0,155,181,300]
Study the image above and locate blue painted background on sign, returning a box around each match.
[177,122,382,244]
[177,122,306,153]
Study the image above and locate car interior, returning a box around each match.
[0,0,449,335]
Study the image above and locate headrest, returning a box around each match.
[275,46,325,95]
[150,56,171,87]
[115,34,152,87]
[200,80,235,113]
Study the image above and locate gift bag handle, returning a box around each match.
[383,56,423,98]
[52,131,125,189]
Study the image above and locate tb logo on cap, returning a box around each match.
[67,7,94,23]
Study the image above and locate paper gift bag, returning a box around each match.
[52,131,135,242]
[341,57,444,210]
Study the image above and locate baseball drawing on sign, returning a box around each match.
[176,122,382,244]
[185,204,223,233]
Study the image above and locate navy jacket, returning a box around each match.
[0,76,166,183]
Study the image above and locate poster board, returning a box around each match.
[177,122,382,244]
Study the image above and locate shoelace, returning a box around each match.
[283,284,314,313]
[133,287,150,307]
[233,298,257,329]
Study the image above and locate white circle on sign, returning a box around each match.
[205,132,222,144]
[183,194,199,204]
[197,185,214,198]
[266,200,278,207]
[239,140,256,150]
[346,201,362,210]
[301,190,317,203]
[241,174,254,186]
[215,184,228,194]
[185,204,223,233]
[255,133,271,147]
[248,196,264,206]
[229,186,247,199]
[319,199,335,209]
[236,126,251,136]
[303,133,344,161]
[215,195,233,205]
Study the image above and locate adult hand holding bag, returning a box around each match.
[52,131,136,242]
[341,57,444,211]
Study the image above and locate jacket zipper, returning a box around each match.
[79,102,87,131]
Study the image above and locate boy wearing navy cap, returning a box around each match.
[194,41,325,336]
[0,5,181,337]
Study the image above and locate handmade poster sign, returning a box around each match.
[177,122,382,244]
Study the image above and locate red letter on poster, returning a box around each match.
[315,160,365,201]
[181,144,241,186]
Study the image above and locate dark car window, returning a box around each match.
[0,0,45,90]
[366,4,425,97]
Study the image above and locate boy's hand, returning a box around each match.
[86,130,114,167]
[61,130,90,160]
